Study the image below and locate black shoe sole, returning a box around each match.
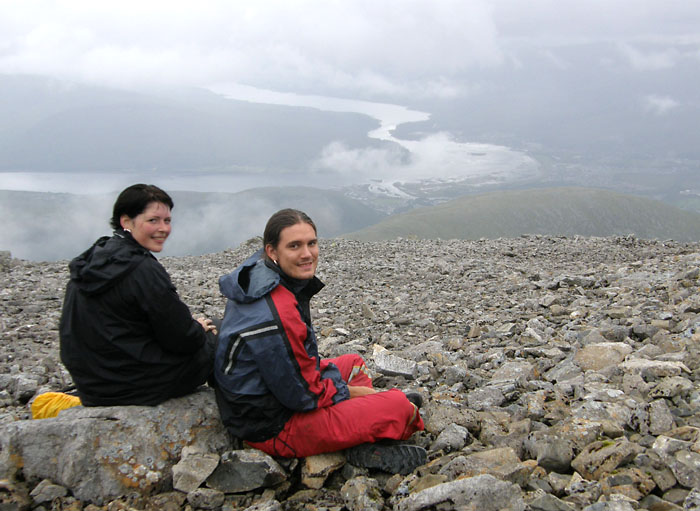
[345,443,427,475]
[404,391,423,409]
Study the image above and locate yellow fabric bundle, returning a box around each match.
[31,392,82,419]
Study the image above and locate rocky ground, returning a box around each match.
[1,235,700,510]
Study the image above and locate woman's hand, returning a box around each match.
[197,317,217,335]
[348,385,377,399]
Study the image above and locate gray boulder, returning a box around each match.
[0,388,229,503]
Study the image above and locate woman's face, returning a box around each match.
[120,201,172,252]
[266,222,318,280]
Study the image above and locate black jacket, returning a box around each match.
[59,230,212,406]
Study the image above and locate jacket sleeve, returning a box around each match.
[131,258,206,354]
[246,286,349,412]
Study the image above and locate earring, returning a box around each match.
[124,228,131,233]
[273,260,278,265]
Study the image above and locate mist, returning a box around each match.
[0,187,386,261]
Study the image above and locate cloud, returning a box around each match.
[642,94,680,115]
[2,1,698,101]
[493,0,700,46]
[0,0,504,98]
[313,132,540,184]
[618,43,679,71]
[541,49,571,70]
[0,192,113,261]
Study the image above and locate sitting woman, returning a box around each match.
[215,208,426,474]
[59,183,217,407]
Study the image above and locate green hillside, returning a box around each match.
[344,187,700,242]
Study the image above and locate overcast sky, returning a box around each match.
[1,0,698,101]
[1,1,699,259]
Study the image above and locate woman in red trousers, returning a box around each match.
[214,208,426,474]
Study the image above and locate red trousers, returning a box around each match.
[247,354,424,458]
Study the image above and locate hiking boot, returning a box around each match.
[404,391,423,409]
[345,442,427,475]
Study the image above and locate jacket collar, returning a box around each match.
[263,258,324,299]
[218,249,323,304]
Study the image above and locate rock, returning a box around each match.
[684,487,700,510]
[581,501,636,511]
[619,358,690,381]
[666,450,700,489]
[341,476,384,511]
[438,447,534,487]
[564,472,602,507]
[0,389,228,504]
[648,399,677,435]
[430,423,471,453]
[0,390,12,408]
[523,431,574,473]
[361,304,375,320]
[554,418,605,453]
[649,376,694,399]
[491,360,537,383]
[633,451,678,491]
[545,358,583,383]
[466,385,507,410]
[186,487,225,509]
[172,448,220,493]
[664,487,690,505]
[599,467,656,500]
[574,343,634,371]
[300,452,345,489]
[394,474,525,511]
[0,251,12,271]
[147,491,187,511]
[528,492,576,511]
[571,437,644,480]
[206,450,287,493]
[422,399,479,435]
[372,344,417,378]
[442,364,467,385]
[241,499,282,511]
[29,479,68,504]
[640,493,683,510]
[10,374,41,403]
[0,479,32,510]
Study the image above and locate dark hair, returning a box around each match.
[263,209,317,251]
[110,184,174,230]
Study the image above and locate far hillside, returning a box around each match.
[344,187,700,242]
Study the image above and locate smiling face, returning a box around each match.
[120,201,172,252]
[265,221,318,280]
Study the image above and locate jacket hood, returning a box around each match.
[219,249,280,304]
[68,230,151,295]
[219,249,324,304]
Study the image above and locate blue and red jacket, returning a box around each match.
[215,250,350,442]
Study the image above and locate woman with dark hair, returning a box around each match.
[59,183,217,407]
[215,208,426,474]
